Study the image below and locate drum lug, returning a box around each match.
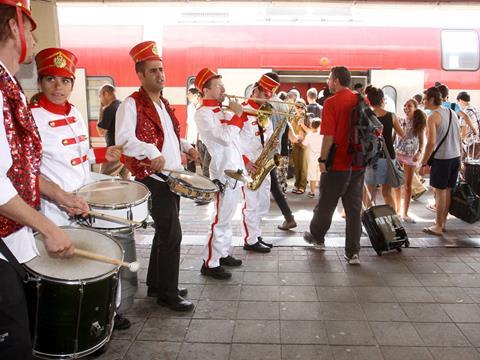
[127,208,133,221]
[90,321,105,338]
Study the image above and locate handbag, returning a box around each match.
[382,138,404,188]
[427,109,452,166]
[449,180,480,223]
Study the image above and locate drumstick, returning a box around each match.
[74,248,140,272]
[87,210,147,228]
[139,162,185,174]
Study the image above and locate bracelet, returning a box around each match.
[318,158,326,164]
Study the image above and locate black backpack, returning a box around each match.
[349,94,384,167]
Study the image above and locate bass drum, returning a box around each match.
[24,227,122,359]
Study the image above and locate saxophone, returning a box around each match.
[247,103,290,191]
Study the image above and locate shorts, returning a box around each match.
[430,157,460,189]
[397,153,418,167]
[364,158,388,185]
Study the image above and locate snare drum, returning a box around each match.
[24,227,122,359]
[166,170,219,201]
[76,179,150,230]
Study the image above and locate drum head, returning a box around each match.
[170,171,218,191]
[76,179,150,208]
[26,227,123,281]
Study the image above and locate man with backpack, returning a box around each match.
[303,66,365,265]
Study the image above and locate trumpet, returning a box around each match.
[224,93,288,106]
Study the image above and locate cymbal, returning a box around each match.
[224,169,252,183]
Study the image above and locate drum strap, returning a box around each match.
[0,238,28,281]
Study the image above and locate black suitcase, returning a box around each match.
[362,204,410,256]
[449,181,480,223]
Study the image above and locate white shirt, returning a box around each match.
[0,61,38,263]
[194,103,244,183]
[32,101,98,225]
[115,96,191,181]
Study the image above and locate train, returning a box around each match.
[52,2,480,145]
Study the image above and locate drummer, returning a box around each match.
[0,2,88,357]
[30,47,131,330]
[116,41,197,312]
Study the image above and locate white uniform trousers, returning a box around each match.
[203,184,242,268]
[241,176,271,245]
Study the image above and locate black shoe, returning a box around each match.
[148,287,188,298]
[219,255,243,267]
[200,264,232,279]
[243,241,271,253]
[113,314,131,330]
[157,295,194,312]
[258,237,273,248]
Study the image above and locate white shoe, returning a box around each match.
[344,254,360,265]
[314,243,326,251]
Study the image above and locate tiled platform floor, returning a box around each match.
[91,188,480,359]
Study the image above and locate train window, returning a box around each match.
[382,86,397,114]
[441,30,480,71]
[86,76,114,120]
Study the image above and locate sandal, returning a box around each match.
[402,216,416,224]
[423,226,443,236]
[295,189,305,195]
[307,192,315,198]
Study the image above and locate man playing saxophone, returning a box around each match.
[240,74,280,253]
[194,68,245,280]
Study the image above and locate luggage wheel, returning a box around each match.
[396,247,402,252]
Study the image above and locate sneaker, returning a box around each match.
[307,192,315,198]
[303,231,325,250]
[344,254,360,265]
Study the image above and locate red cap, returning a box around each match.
[129,41,161,63]
[0,0,37,30]
[35,48,78,79]
[194,68,220,92]
[257,74,280,98]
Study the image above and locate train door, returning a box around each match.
[370,70,424,116]
[218,68,272,98]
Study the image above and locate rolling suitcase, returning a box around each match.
[362,186,409,256]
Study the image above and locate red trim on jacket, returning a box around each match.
[93,147,108,163]
[38,95,72,115]
[48,116,76,128]
[202,99,221,107]
[71,155,88,166]
[242,155,250,165]
[62,135,87,146]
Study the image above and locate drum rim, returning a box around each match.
[32,327,112,359]
[76,179,151,209]
[169,172,219,192]
[28,226,124,283]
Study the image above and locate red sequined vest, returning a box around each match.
[0,63,42,237]
[125,87,180,179]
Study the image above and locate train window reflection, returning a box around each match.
[87,76,114,120]
[382,85,397,114]
[441,30,479,71]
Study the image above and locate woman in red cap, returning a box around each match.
[31,47,123,225]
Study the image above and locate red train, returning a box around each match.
[56,2,480,144]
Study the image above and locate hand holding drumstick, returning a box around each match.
[105,141,127,162]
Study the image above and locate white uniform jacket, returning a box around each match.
[239,100,274,166]
[32,99,106,225]
[194,100,245,184]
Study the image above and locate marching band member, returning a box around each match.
[194,68,245,280]
[116,41,196,311]
[240,74,280,253]
[31,48,123,225]
[0,3,88,357]
[30,47,130,330]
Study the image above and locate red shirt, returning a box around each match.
[320,88,359,171]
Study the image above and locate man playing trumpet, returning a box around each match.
[239,74,280,253]
[194,68,245,280]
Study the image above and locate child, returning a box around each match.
[302,118,323,197]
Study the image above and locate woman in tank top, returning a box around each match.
[421,87,461,236]
[364,87,405,212]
